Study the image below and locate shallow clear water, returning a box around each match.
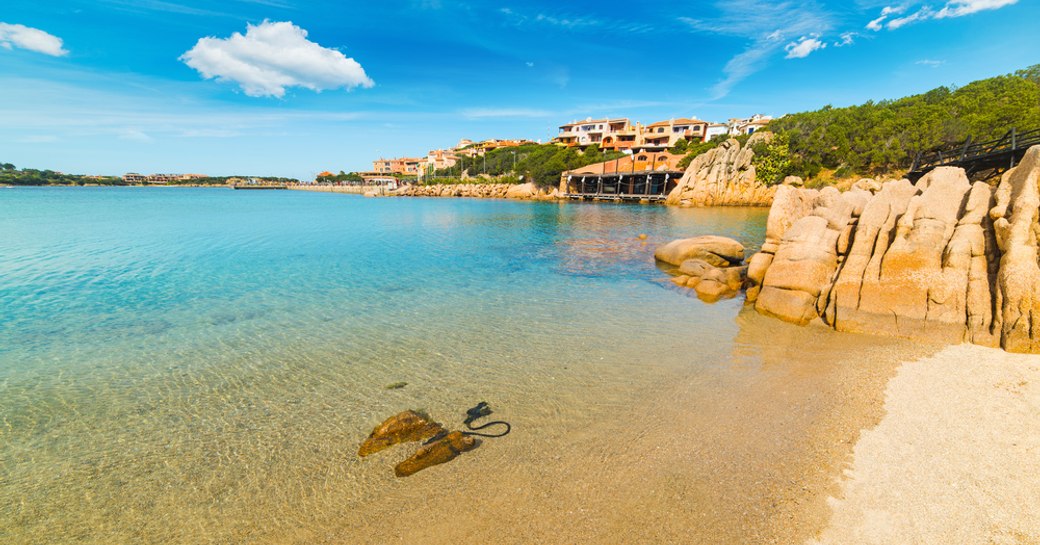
[0,187,792,543]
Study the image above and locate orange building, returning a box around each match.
[640,118,710,148]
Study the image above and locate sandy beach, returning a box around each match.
[812,344,1040,545]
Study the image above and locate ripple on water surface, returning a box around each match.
[0,188,917,544]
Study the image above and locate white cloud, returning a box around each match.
[867,0,1017,31]
[0,23,68,56]
[785,35,826,59]
[180,20,373,98]
[118,128,153,142]
[866,4,906,30]
[680,0,835,98]
[834,32,856,46]
[888,7,934,29]
[935,0,1018,18]
[916,59,945,67]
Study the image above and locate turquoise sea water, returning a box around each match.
[0,187,771,543]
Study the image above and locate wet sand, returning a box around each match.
[811,344,1040,545]
[323,311,939,545]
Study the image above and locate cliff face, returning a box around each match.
[747,145,1040,353]
[665,132,779,207]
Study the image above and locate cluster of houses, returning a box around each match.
[553,114,771,151]
[122,173,208,184]
[368,138,536,181]
[354,114,773,182]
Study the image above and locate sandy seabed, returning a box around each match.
[813,344,1040,545]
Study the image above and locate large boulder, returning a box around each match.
[505,182,537,199]
[747,145,1040,353]
[665,134,783,207]
[991,145,1040,352]
[654,235,745,267]
[660,238,748,302]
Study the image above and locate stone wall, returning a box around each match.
[746,145,1040,353]
[665,131,781,207]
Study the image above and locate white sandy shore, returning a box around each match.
[811,344,1040,545]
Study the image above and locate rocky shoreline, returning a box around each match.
[665,132,782,207]
[659,144,1040,354]
[389,181,559,200]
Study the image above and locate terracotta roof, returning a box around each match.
[646,118,706,128]
[559,118,629,128]
[562,151,686,175]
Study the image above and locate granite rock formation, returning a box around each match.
[665,131,785,207]
[654,235,745,267]
[656,236,748,302]
[747,145,1040,353]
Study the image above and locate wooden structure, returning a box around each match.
[908,128,1040,181]
[562,171,680,201]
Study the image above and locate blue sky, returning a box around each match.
[1,0,1037,179]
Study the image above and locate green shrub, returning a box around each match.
[769,64,1040,180]
[751,133,794,186]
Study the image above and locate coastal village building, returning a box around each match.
[122,173,208,184]
[705,123,730,141]
[728,114,773,136]
[554,116,718,151]
[378,138,535,180]
[372,157,422,176]
[640,118,711,149]
[366,113,774,181]
[553,118,634,148]
[453,139,534,158]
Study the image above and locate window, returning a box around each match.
[637,155,647,161]
[657,128,664,133]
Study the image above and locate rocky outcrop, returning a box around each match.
[666,132,788,207]
[992,146,1040,352]
[654,235,745,267]
[391,183,559,200]
[747,146,1040,353]
[656,236,748,302]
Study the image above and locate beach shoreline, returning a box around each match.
[810,343,1040,545]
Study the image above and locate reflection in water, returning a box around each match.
[0,190,925,544]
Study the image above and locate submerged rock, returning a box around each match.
[654,235,745,267]
[394,430,478,477]
[658,237,748,302]
[357,410,445,457]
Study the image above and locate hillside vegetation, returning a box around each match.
[766,65,1040,180]
[0,164,298,186]
[0,164,124,185]
[432,143,625,187]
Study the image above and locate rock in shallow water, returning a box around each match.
[357,410,446,457]
[394,431,478,477]
[654,235,745,267]
[658,238,748,302]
